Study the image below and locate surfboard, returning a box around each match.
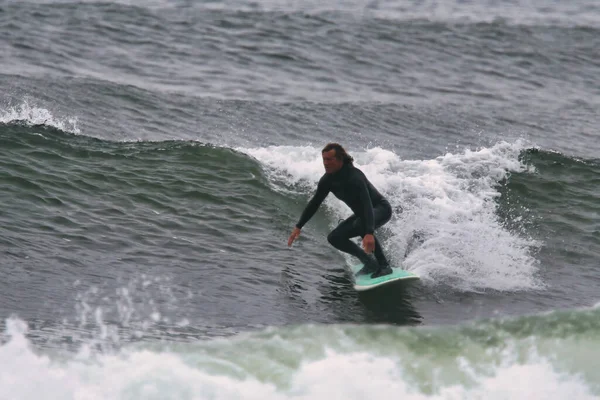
[350,263,419,291]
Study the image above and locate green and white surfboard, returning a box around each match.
[350,263,419,291]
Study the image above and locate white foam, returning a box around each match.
[0,318,595,400]
[240,141,542,292]
[290,350,596,400]
[0,100,80,134]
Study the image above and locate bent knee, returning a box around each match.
[327,230,342,246]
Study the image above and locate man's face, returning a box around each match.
[322,149,343,174]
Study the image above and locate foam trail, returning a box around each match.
[240,141,542,292]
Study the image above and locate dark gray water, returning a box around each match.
[1,0,599,397]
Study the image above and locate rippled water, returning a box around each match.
[1,0,599,397]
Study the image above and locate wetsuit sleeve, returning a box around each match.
[295,177,330,229]
[356,177,375,234]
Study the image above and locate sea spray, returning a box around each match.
[240,141,542,292]
[1,305,599,399]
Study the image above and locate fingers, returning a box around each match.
[288,229,300,247]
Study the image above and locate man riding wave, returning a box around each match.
[288,143,393,278]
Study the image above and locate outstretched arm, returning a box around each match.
[295,178,330,229]
[288,178,329,247]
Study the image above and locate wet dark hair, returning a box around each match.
[322,143,354,165]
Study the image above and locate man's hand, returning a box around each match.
[288,227,301,247]
[362,234,375,254]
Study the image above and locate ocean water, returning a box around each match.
[1,0,599,398]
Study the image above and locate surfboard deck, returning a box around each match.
[350,263,419,291]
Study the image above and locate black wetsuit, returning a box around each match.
[296,163,392,266]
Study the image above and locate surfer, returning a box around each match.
[287,143,393,278]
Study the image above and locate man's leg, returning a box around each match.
[327,201,394,277]
[368,201,393,277]
[372,236,388,266]
[327,215,373,265]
